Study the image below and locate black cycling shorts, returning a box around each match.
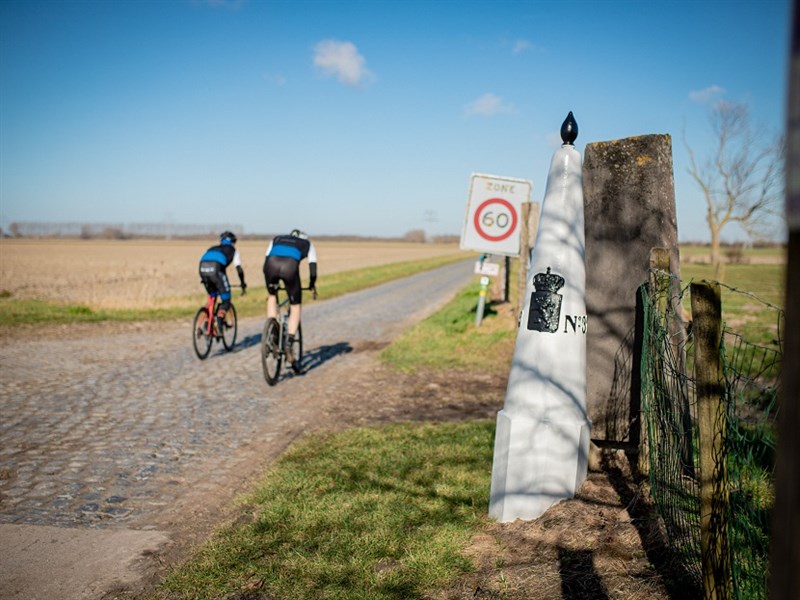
[199,261,232,309]
[263,256,302,304]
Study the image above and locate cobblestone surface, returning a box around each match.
[0,261,474,533]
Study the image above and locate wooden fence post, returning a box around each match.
[691,281,731,600]
[516,202,540,316]
[517,202,531,317]
[638,248,671,474]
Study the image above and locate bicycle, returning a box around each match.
[261,286,314,386]
[192,291,238,360]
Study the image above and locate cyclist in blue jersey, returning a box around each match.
[199,231,247,333]
[263,229,317,366]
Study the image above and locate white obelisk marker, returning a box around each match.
[489,112,591,522]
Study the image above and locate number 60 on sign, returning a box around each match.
[460,173,532,257]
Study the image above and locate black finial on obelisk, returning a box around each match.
[560,111,578,145]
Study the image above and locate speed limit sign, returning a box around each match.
[460,173,532,256]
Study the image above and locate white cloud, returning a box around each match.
[512,39,532,55]
[313,40,374,87]
[464,93,514,117]
[689,85,726,103]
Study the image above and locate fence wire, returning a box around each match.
[640,273,783,599]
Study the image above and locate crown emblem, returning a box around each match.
[533,267,564,294]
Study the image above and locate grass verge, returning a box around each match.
[0,298,191,327]
[379,281,516,375]
[0,254,467,327]
[157,421,495,599]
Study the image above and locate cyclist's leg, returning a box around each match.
[199,268,218,334]
[214,271,232,334]
[284,264,303,336]
[266,292,278,320]
[288,304,301,336]
[290,323,303,373]
[264,258,281,320]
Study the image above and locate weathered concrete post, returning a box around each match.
[582,134,680,444]
[489,112,590,522]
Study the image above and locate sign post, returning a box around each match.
[462,174,532,325]
[475,276,491,326]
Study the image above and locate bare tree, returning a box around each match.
[685,101,785,276]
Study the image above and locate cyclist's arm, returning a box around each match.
[309,262,317,290]
[307,242,318,289]
[232,248,246,290]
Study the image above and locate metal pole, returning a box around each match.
[475,275,489,326]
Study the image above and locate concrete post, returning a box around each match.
[582,134,680,444]
[489,112,590,522]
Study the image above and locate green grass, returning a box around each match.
[379,281,515,375]
[680,262,785,307]
[679,245,786,261]
[679,262,785,347]
[0,297,192,326]
[156,421,495,600]
[0,253,467,327]
[316,254,469,301]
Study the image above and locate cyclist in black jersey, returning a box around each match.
[199,231,247,332]
[263,229,317,366]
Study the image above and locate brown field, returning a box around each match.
[0,239,465,309]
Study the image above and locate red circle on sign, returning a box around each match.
[473,198,518,242]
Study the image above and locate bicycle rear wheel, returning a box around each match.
[221,303,237,351]
[261,318,282,386]
[290,324,303,373]
[192,307,213,359]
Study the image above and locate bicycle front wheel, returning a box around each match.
[261,318,282,386]
[192,307,213,360]
[221,303,238,351]
[290,324,303,373]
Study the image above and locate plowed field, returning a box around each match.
[0,239,463,309]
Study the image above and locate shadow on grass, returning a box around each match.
[559,547,609,600]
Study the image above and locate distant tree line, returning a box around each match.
[1,222,459,243]
[2,221,243,239]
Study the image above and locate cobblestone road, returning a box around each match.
[0,260,474,534]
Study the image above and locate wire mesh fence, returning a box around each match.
[640,271,783,599]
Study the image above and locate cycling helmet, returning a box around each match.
[290,229,308,239]
[220,230,237,244]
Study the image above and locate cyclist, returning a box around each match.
[263,229,317,366]
[199,231,247,334]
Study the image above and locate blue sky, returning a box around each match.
[0,0,792,241]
